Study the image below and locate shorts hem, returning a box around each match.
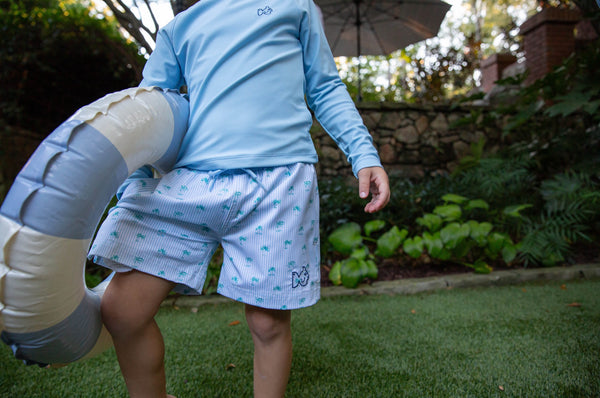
[89,255,203,296]
[217,286,320,310]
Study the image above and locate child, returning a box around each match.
[89,0,390,397]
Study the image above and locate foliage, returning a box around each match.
[404,194,520,274]
[327,193,524,287]
[0,0,145,134]
[319,174,454,238]
[327,220,391,288]
[518,172,600,266]
[449,41,600,267]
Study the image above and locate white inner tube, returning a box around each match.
[0,87,189,366]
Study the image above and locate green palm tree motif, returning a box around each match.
[111,255,119,261]
[292,206,301,213]
[222,204,231,211]
[180,185,189,192]
[299,298,306,305]
[273,286,282,291]
[304,180,311,191]
[158,248,167,256]
[284,240,292,249]
[136,233,146,241]
[254,197,262,204]
[134,213,144,220]
[255,297,264,304]
[134,256,144,263]
[260,245,270,253]
[157,229,167,236]
[268,267,276,276]
[196,204,206,211]
[251,277,260,286]
[162,184,172,190]
[174,211,184,217]
[112,210,120,217]
[157,270,166,276]
[287,261,296,270]
[239,236,247,245]
[182,250,191,257]
[180,233,189,239]
[276,221,285,231]
[288,186,295,195]
[272,199,281,208]
[232,276,239,284]
[152,208,160,214]
[177,271,187,279]
[298,226,304,235]
[110,231,119,238]
[201,177,209,184]
[255,226,263,235]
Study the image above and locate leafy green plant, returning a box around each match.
[519,172,600,266]
[402,194,523,274]
[327,221,407,288]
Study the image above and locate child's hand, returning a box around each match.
[357,167,390,213]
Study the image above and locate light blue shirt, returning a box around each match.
[140,0,382,177]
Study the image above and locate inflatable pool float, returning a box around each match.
[0,86,189,366]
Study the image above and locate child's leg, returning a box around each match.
[245,304,293,398]
[101,270,176,398]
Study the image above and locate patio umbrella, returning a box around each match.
[316,0,452,100]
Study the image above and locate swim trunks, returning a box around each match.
[89,163,320,310]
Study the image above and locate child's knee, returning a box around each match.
[101,288,148,336]
[245,306,291,344]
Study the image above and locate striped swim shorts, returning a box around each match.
[88,163,320,310]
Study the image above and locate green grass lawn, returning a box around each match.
[2,278,599,397]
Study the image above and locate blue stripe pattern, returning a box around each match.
[0,121,129,240]
[0,290,102,366]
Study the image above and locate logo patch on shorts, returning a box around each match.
[292,266,309,288]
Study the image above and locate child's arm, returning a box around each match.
[300,1,390,212]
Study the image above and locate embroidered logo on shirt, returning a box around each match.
[257,6,273,16]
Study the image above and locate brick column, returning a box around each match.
[520,8,581,85]
[480,53,517,92]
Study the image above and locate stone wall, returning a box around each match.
[311,102,501,179]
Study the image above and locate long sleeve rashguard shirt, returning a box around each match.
[139,0,382,177]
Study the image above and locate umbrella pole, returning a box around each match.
[355,0,362,102]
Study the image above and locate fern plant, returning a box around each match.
[519,172,600,266]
